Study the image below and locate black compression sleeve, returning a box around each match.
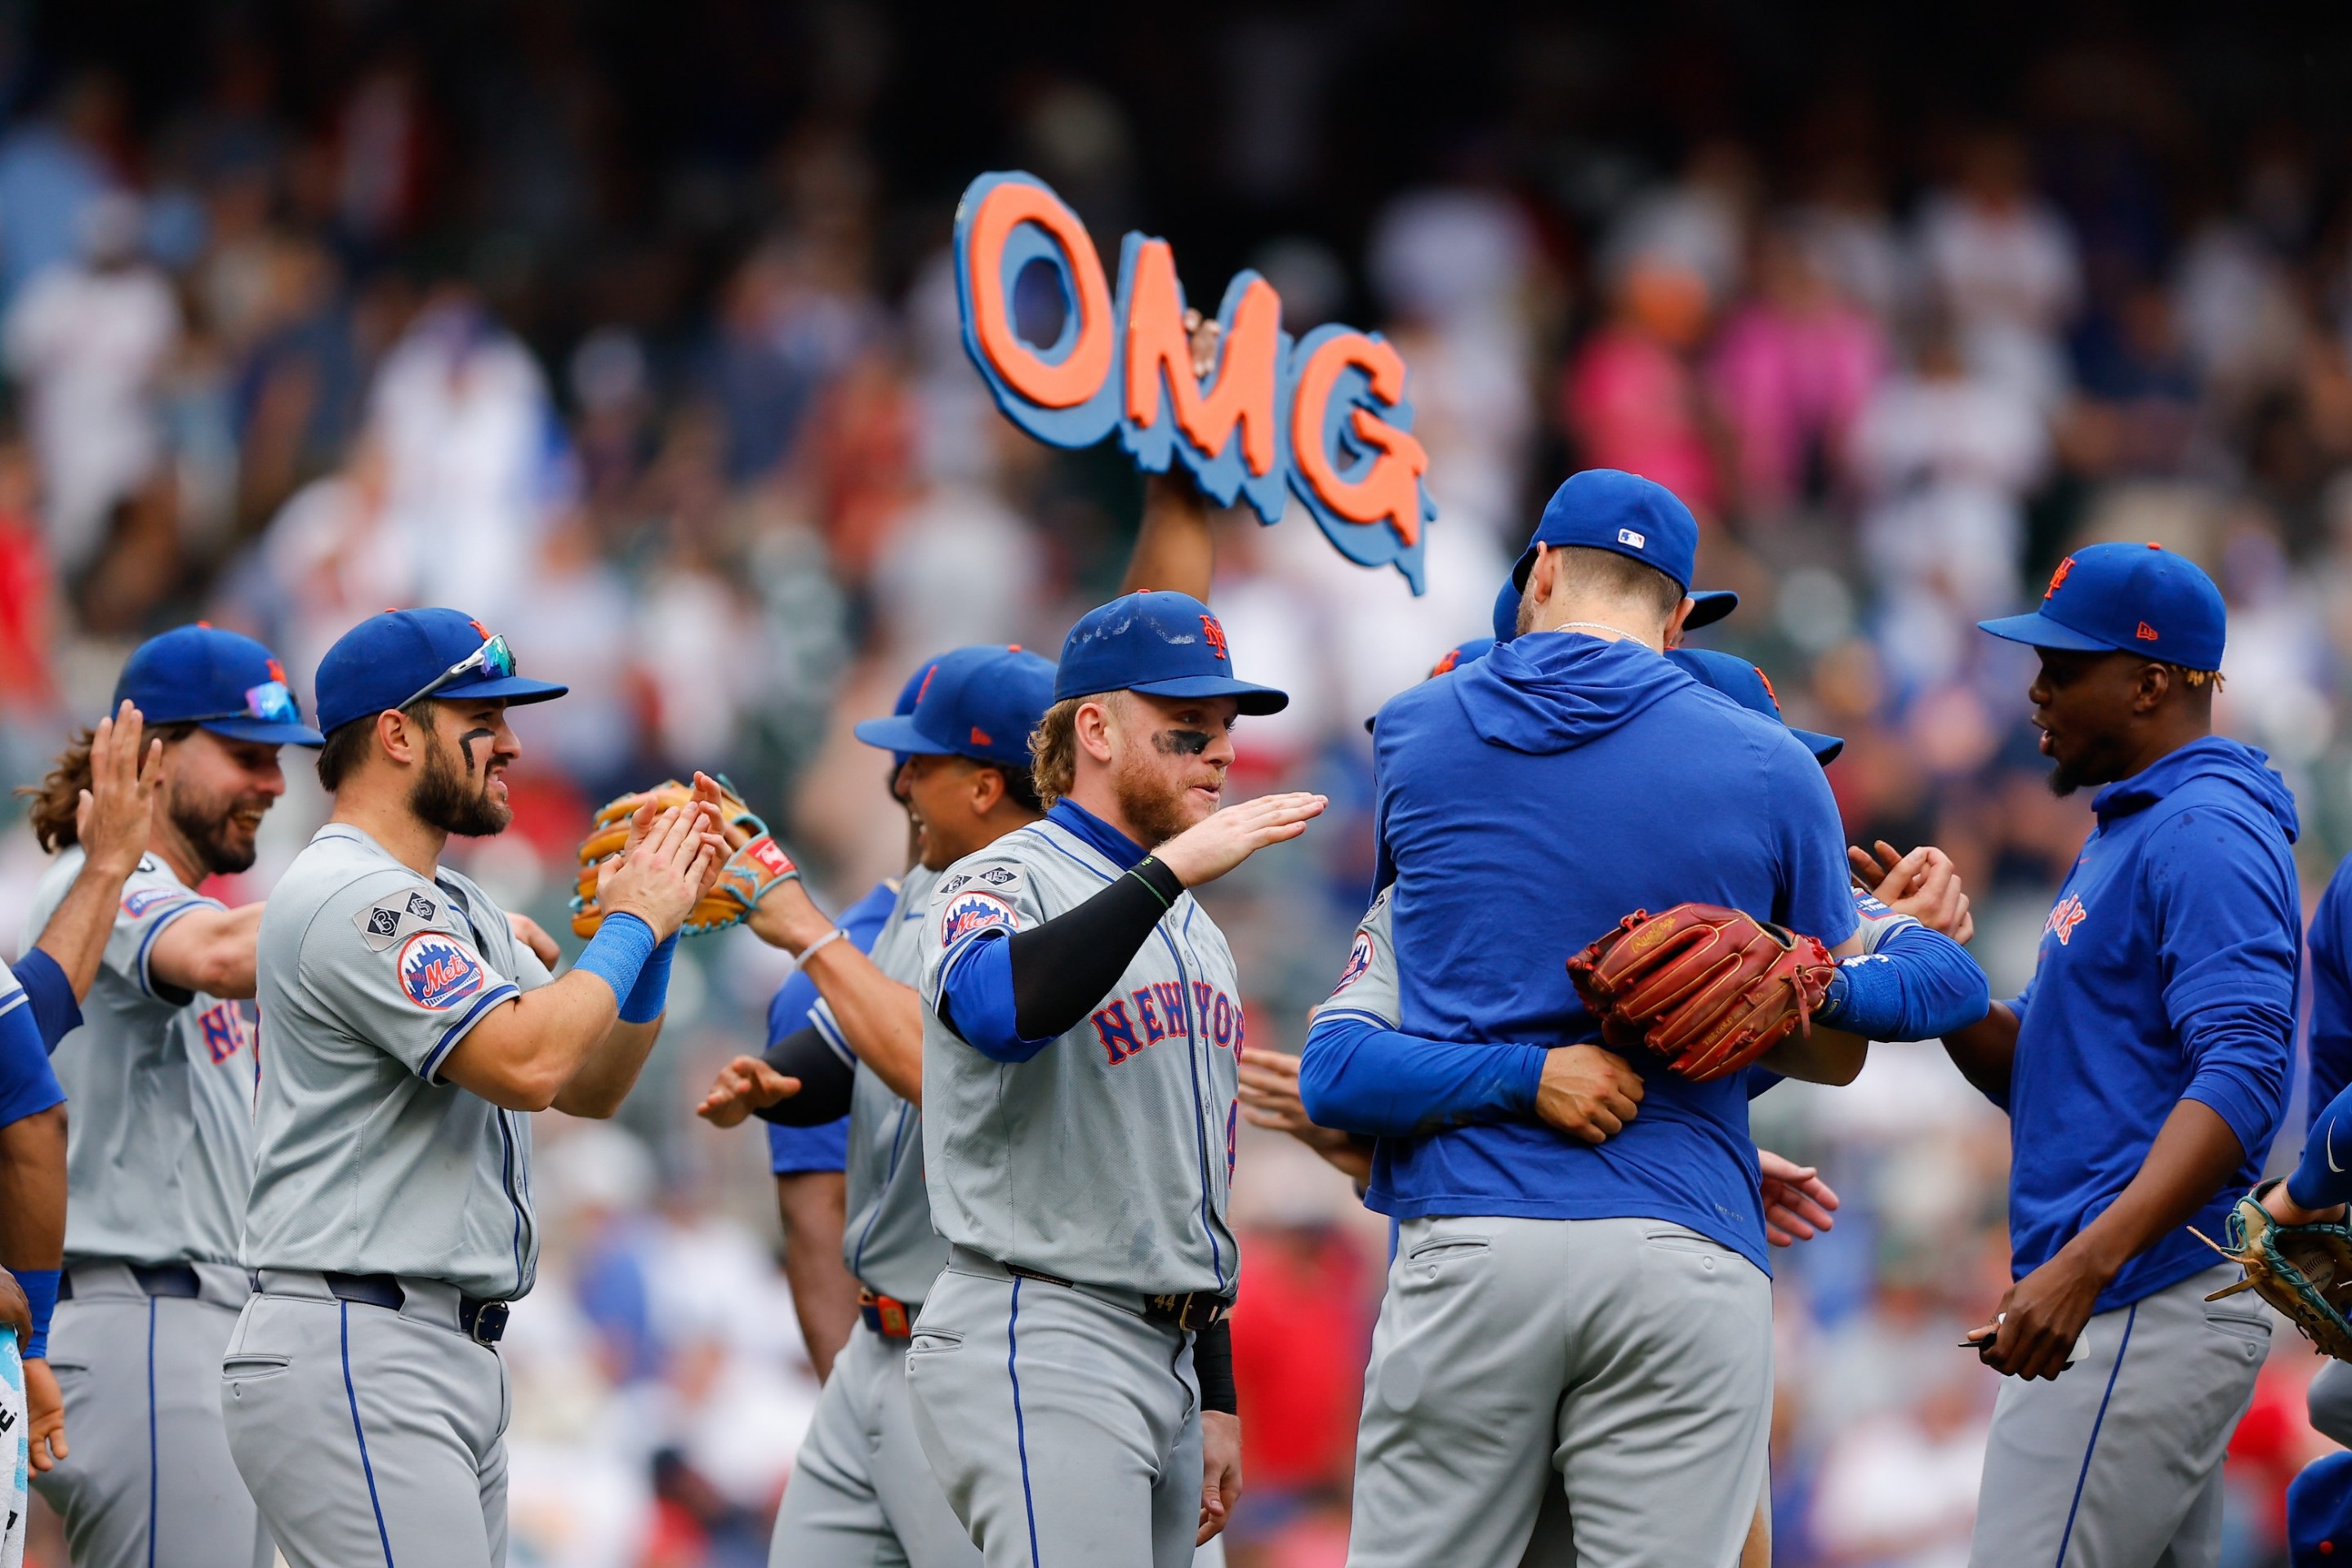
[1005,856,1187,1042]
[1194,1317,1236,1414]
[752,1024,858,1125]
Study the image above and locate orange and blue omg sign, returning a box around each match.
[955,171,1434,591]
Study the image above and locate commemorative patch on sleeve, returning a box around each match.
[395,930,487,1009]
[354,888,442,952]
[939,889,1019,944]
[122,886,191,920]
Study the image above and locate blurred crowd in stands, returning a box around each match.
[4,5,2352,1564]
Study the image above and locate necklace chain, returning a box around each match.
[1552,620,1660,650]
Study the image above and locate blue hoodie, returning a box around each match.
[1300,633,1858,1276]
[2000,736,2300,1312]
[2305,855,2352,1127]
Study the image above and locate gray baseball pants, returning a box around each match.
[1967,1263,2269,1568]
[33,1263,271,1568]
[220,1270,510,1568]
[773,1316,982,1568]
[2310,1358,2352,1446]
[904,1249,1204,1568]
[1345,1214,1775,1568]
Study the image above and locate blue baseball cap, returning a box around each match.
[314,608,569,737]
[1054,591,1288,715]
[114,625,324,747]
[886,653,949,772]
[2290,1450,2352,1566]
[1668,648,1844,765]
[854,644,1056,771]
[1512,469,1700,596]
[1979,541,2225,672]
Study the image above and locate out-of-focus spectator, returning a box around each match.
[3,193,180,581]
[1564,253,1721,514]
[1918,129,2083,411]
[0,73,126,308]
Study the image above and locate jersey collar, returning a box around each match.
[1047,797,1150,871]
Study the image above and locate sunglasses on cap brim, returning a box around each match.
[398,634,517,710]
[186,679,301,727]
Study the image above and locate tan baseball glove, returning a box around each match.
[572,777,800,938]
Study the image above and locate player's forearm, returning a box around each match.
[0,1104,65,1270]
[550,1017,662,1118]
[147,903,265,1000]
[1815,923,1990,1042]
[33,849,145,1001]
[1940,1001,2020,1101]
[1298,1009,1546,1136]
[442,970,625,1111]
[1121,470,1215,601]
[757,1025,857,1125]
[800,943,924,1104]
[2289,1080,2352,1211]
[774,1170,858,1381]
[1757,1023,1868,1085]
[2065,1098,2246,1281]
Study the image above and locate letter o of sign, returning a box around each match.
[965,180,1116,411]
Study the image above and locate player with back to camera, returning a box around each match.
[221,608,723,1566]
[1297,470,1986,1568]
[1926,543,2298,1568]
[906,591,1323,1566]
[694,643,1055,1568]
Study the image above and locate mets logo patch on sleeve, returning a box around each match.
[396,931,487,1009]
[1330,929,1374,996]
[940,890,1019,944]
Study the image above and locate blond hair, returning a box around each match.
[1029,697,1083,808]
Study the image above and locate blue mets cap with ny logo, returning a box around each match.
[115,625,324,747]
[853,644,1057,771]
[1053,591,1289,715]
[1979,541,2225,673]
[314,608,570,737]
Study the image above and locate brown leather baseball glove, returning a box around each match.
[2195,1181,2352,1361]
[1567,902,1835,1082]
[571,777,799,938]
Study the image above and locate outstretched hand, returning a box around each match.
[695,1055,802,1129]
[77,700,163,875]
[1155,792,1327,888]
[600,805,724,941]
[1758,1149,1839,1245]
[1849,839,1973,945]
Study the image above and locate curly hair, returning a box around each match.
[20,721,196,851]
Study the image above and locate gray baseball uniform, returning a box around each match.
[768,863,979,1568]
[224,822,552,1568]
[905,814,1245,1568]
[1967,1265,2268,1568]
[1321,888,1773,1568]
[21,849,272,1568]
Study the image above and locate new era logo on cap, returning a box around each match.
[2137,621,2158,640]
[1619,528,1646,549]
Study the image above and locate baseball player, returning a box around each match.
[14,626,324,1568]
[1294,470,1985,1568]
[694,643,1055,1568]
[901,591,1320,1566]
[1932,542,2298,1568]
[221,608,721,1566]
[762,654,948,1381]
[2301,854,2352,1447]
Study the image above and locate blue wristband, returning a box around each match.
[18,1267,57,1360]
[618,932,678,1024]
[573,913,658,1009]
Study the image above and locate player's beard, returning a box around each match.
[411,729,512,837]
[167,783,267,875]
[1111,746,1209,847]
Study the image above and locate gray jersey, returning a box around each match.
[807,865,947,1305]
[24,849,256,1267]
[244,824,553,1299]
[917,817,1244,1298]
[1316,884,1399,1031]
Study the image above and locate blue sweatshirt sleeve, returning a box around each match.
[2287,1077,2352,1209]
[2151,809,2299,1165]
[9,951,81,1053]
[937,933,1055,1063]
[1297,1006,1548,1137]
[0,994,64,1128]
[2308,858,2352,1129]
[1816,920,1991,1041]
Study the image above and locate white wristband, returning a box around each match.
[798,926,849,965]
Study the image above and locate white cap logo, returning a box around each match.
[1618,528,1646,549]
